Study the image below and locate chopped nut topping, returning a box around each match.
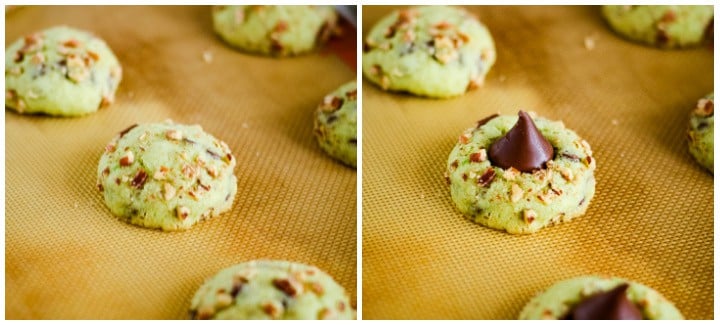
[433,21,452,30]
[510,184,523,202]
[694,98,714,117]
[402,29,415,42]
[369,64,382,76]
[207,165,218,178]
[466,78,483,91]
[30,52,45,65]
[459,132,471,144]
[318,308,336,320]
[62,39,80,48]
[215,292,233,308]
[261,301,283,319]
[660,10,676,23]
[346,89,357,101]
[523,209,537,224]
[274,20,289,33]
[131,170,148,189]
[7,66,22,75]
[478,168,496,187]
[166,129,182,140]
[469,149,487,163]
[310,282,325,295]
[182,164,196,178]
[272,278,302,297]
[320,95,343,112]
[176,206,190,220]
[558,166,573,181]
[6,89,16,101]
[119,151,134,166]
[87,50,100,61]
[163,183,176,200]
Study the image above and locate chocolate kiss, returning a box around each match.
[564,284,643,320]
[488,111,554,172]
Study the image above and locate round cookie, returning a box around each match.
[519,276,684,320]
[212,5,338,57]
[362,6,496,98]
[687,93,714,173]
[189,260,356,320]
[96,121,237,231]
[5,26,122,116]
[602,5,713,49]
[445,112,596,234]
[313,81,357,168]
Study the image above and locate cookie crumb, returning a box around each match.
[584,36,596,50]
[611,119,619,126]
[241,122,249,129]
[202,50,213,63]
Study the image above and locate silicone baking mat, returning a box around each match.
[6,6,356,319]
[362,5,713,320]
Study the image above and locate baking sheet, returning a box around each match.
[5,5,356,319]
[361,5,713,319]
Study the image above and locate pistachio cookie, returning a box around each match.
[96,121,237,231]
[190,260,356,320]
[602,5,713,48]
[362,6,496,98]
[313,81,357,168]
[445,111,596,234]
[688,93,714,173]
[5,26,122,116]
[519,276,684,320]
[212,5,338,57]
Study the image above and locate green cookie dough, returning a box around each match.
[362,6,496,98]
[5,26,122,116]
[446,113,596,234]
[688,93,713,173]
[190,260,356,320]
[602,5,713,48]
[96,121,237,231]
[313,81,357,168]
[212,5,338,57]
[519,276,684,320]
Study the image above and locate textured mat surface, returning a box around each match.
[6,5,356,319]
[362,5,713,320]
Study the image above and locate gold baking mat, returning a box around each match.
[6,6,356,319]
[362,5,713,320]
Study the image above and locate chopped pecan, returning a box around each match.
[469,149,487,163]
[346,89,357,101]
[273,278,302,297]
[523,209,537,224]
[131,170,148,189]
[262,301,283,319]
[119,151,134,166]
[163,183,176,200]
[166,129,182,140]
[458,132,471,144]
[510,184,523,202]
[320,95,343,112]
[62,39,80,48]
[478,168,495,187]
[176,206,190,220]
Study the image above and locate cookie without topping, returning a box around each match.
[519,276,684,320]
[313,81,357,168]
[212,5,338,57]
[688,93,713,173]
[96,121,237,231]
[190,260,355,320]
[362,6,496,98]
[602,5,713,48]
[446,113,596,234]
[5,26,122,116]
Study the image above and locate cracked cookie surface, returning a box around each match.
[190,260,355,320]
[362,6,496,98]
[5,26,122,116]
[96,121,237,231]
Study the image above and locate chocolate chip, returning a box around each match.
[476,114,499,128]
[698,122,709,130]
[349,138,357,144]
[118,124,138,138]
[230,282,243,298]
[115,178,121,185]
[478,168,495,187]
[656,29,670,46]
[488,111,554,173]
[97,183,104,192]
[579,197,586,206]
[586,156,593,165]
[462,173,468,181]
[14,51,24,63]
[327,115,337,124]
[450,160,459,169]
[272,279,297,297]
[189,309,197,320]
[206,149,221,160]
[131,170,148,189]
[363,41,372,53]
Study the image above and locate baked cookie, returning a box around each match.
[519,276,684,320]
[362,6,496,98]
[96,121,237,231]
[602,5,714,48]
[5,26,122,116]
[446,111,596,234]
[688,93,713,173]
[313,81,357,168]
[189,260,356,320]
[212,5,338,57]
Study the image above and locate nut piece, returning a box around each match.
[261,301,283,319]
[215,292,233,308]
[163,183,176,200]
[119,151,134,166]
[523,209,537,224]
[176,206,190,220]
[166,129,182,140]
[458,132,472,144]
[318,308,337,320]
[469,149,487,163]
[510,184,523,202]
[195,305,215,320]
[272,278,302,297]
[503,167,520,180]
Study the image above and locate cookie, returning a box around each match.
[189,260,356,320]
[362,6,496,98]
[5,26,122,116]
[602,5,714,48]
[446,111,596,234]
[96,121,237,231]
[313,81,357,167]
[519,276,684,320]
[687,93,713,173]
[212,5,338,57]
